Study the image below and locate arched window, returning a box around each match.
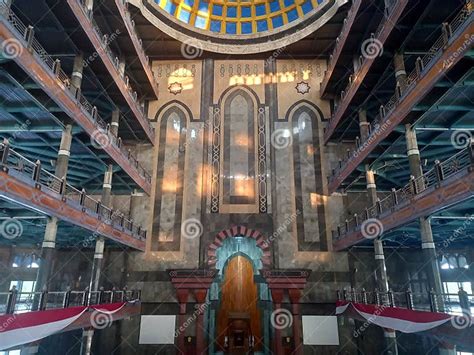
[151,106,187,251]
[290,104,327,250]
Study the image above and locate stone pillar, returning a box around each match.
[359,109,370,141]
[193,289,208,355]
[71,53,84,92]
[420,217,444,302]
[110,110,120,138]
[405,124,423,179]
[365,166,377,205]
[118,57,126,78]
[270,289,284,355]
[55,124,73,179]
[129,189,144,221]
[176,289,189,354]
[34,217,58,295]
[374,239,398,355]
[89,237,105,294]
[288,289,302,355]
[34,124,73,299]
[394,52,407,93]
[101,164,113,208]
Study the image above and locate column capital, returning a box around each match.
[288,289,302,304]
[193,289,208,304]
[270,289,285,304]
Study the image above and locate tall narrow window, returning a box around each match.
[152,107,186,251]
[221,90,257,212]
[291,105,327,249]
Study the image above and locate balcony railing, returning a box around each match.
[75,0,155,137]
[0,2,152,184]
[0,286,141,314]
[333,142,474,239]
[0,140,147,241]
[337,288,473,316]
[329,3,473,180]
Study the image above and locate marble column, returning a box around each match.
[288,289,302,355]
[101,164,113,208]
[71,53,84,93]
[193,289,208,355]
[405,124,423,179]
[394,51,407,93]
[270,289,284,355]
[110,110,120,138]
[365,166,377,205]
[34,124,73,299]
[359,109,370,142]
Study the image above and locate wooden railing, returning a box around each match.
[0,140,147,241]
[333,142,474,239]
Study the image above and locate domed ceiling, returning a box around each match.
[130,0,347,54]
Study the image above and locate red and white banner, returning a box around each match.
[335,300,472,333]
[0,302,134,350]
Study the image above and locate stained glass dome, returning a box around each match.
[131,0,347,54]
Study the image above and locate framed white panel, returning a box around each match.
[139,315,176,344]
[302,316,339,345]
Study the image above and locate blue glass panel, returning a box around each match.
[210,20,221,32]
[257,19,268,32]
[183,0,194,7]
[212,4,223,16]
[269,1,280,12]
[226,22,237,34]
[162,0,176,15]
[241,22,252,34]
[241,6,251,17]
[255,4,266,16]
[272,15,283,28]
[178,9,191,23]
[198,2,209,13]
[226,6,237,18]
[287,8,298,22]
[301,1,314,14]
[284,0,295,6]
[195,15,207,29]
